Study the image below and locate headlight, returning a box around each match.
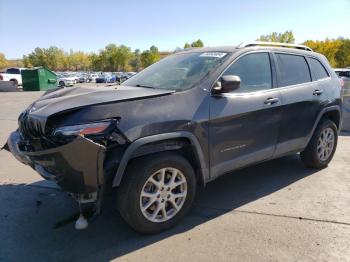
[53,121,112,136]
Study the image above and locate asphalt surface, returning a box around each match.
[0,88,350,262]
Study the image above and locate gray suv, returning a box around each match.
[4,42,342,233]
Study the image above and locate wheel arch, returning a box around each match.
[112,132,209,187]
[306,105,342,145]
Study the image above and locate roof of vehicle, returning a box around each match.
[7,67,26,70]
[334,68,350,72]
[176,41,315,56]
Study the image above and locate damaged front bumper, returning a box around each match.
[5,130,106,195]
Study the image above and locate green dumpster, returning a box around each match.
[21,67,57,91]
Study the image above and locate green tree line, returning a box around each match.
[1,35,349,71]
[257,30,350,68]
[303,38,350,68]
[0,39,205,72]
[21,44,161,72]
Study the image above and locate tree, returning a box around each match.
[22,55,32,68]
[0,53,8,70]
[191,39,204,47]
[89,53,103,71]
[115,45,133,71]
[27,47,48,68]
[8,59,24,68]
[45,46,65,70]
[334,39,350,68]
[257,30,295,43]
[25,46,67,70]
[141,45,160,68]
[67,50,90,71]
[184,42,191,48]
[129,49,142,72]
[303,38,350,67]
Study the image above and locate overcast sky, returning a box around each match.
[0,0,349,59]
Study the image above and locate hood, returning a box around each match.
[23,86,174,133]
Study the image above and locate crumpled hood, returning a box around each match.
[29,85,173,117]
[21,86,174,134]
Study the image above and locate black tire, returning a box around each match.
[59,81,65,87]
[117,152,196,234]
[300,119,338,168]
[10,79,18,88]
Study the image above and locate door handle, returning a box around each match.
[264,97,279,105]
[313,89,323,96]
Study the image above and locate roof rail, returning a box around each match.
[237,41,313,52]
[174,47,197,53]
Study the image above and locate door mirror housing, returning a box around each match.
[213,75,241,94]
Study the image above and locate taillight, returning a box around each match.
[0,74,3,80]
[340,78,345,89]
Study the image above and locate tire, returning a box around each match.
[59,81,65,87]
[10,79,18,88]
[117,152,196,234]
[300,119,338,168]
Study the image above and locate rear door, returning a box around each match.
[273,53,329,155]
[209,52,282,179]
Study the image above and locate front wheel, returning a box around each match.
[117,152,196,234]
[300,119,338,168]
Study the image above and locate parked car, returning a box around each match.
[4,42,342,234]
[63,73,79,84]
[88,73,99,82]
[334,68,350,79]
[96,74,117,83]
[77,74,89,83]
[115,72,129,83]
[0,67,25,87]
[57,76,75,87]
[126,72,137,78]
[335,68,350,96]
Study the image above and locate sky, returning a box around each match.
[0,0,349,59]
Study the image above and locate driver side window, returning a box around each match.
[223,52,272,93]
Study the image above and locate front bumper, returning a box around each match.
[6,131,106,194]
[66,80,74,86]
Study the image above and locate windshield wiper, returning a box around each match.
[135,84,154,89]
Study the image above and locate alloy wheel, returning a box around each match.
[317,127,335,161]
[139,167,187,223]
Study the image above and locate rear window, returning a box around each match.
[276,54,311,87]
[308,58,329,80]
[6,68,20,74]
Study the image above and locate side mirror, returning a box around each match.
[213,75,241,94]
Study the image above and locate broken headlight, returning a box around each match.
[53,121,113,137]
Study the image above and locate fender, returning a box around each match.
[112,131,209,187]
[305,105,342,145]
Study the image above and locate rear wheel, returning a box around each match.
[10,79,18,88]
[117,152,196,234]
[300,119,338,168]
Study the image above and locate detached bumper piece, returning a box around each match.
[6,131,106,194]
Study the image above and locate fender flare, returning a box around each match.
[306,105,342,145]
[112,131,209,187]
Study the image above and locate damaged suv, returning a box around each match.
[4,42,342,233]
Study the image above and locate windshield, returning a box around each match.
[122,52,229,91]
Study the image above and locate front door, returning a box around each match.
[209,52,282,179]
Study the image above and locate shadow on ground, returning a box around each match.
[340,130,350,137]
[0,154,318,261]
